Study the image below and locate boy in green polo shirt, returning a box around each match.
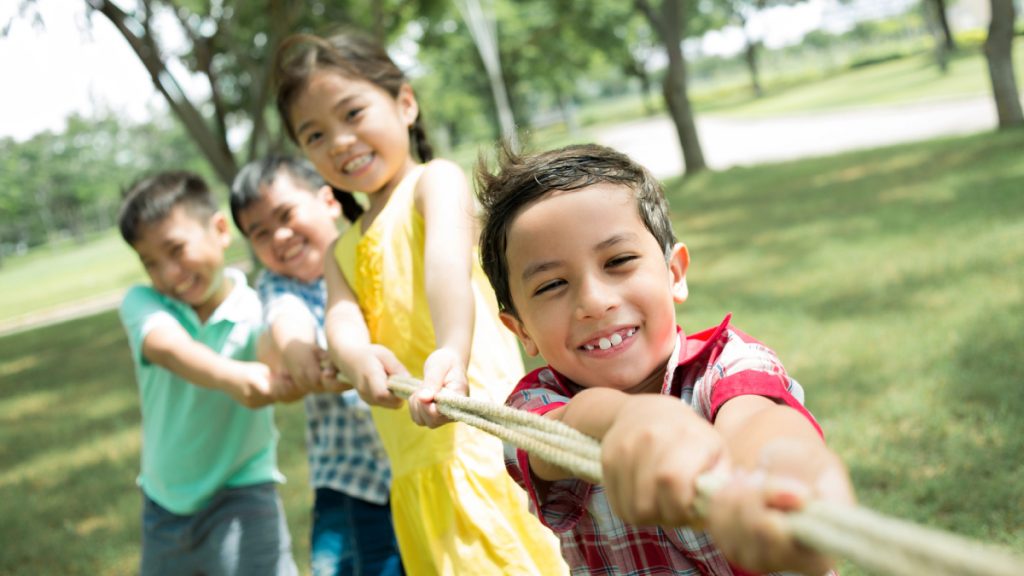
[117,170,297,576]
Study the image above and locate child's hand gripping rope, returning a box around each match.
[381,375,1024,576]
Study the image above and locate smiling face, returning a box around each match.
[500,183,689,393]
[132,206,233,320]
[289,69,418,209]
[237,171,341,283]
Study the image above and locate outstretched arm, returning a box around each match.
[323,238,406,408]
[259,297,351,402]
[143,323,276,408]
[409,160,476,427]
[706,395,853,575]
[533,387,853,575]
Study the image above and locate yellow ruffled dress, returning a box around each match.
[335,164,567,576]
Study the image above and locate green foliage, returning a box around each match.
[0,111,208,251]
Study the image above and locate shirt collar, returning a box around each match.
[661,314,732,395]
[204,267,251,325]
[543,314,734,397]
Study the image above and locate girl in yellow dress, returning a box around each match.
[273,31,567,576]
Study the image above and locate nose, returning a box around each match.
[328,127,356,156]
[574,276,619,320]
[158,260,184,289]
[272,225,292,245]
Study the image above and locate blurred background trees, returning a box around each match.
[1,0,1021,258]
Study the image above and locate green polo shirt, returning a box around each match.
[119,268,283,515]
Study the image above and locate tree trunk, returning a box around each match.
[984,0,1024,128]
[933,0,956,51]
[636,0,706,175]
[456,0,519,150]
[744,41,763,99]
[87,0,239,187]
[738,11,763,99]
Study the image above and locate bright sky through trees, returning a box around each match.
[0,0,916,142]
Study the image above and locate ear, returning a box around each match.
[211,211,232,249]
[317,185,342,221]
[668,242,689,303]
[500,311,539,357]
[397,83,419,128]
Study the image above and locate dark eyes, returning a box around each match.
[607,254,638,267]
[346,107,364,121]
[304,131,322,146]
[530,254,639,297]
[533,279,566,296]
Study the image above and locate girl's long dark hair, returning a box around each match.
[273,30,434,221]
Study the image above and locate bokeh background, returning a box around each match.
[1,0,1022,574]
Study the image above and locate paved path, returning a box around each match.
[595,96,998,178]
[0,96,1002,337]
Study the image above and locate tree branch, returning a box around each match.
[85,0,237,185]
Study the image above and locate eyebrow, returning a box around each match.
[294,95,358,138]
[243,218,263,236]
[519,232,639,282]
[521,259,563,283]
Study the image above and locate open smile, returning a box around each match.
[579,327,638,352]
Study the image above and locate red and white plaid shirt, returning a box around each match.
[505,315,829,576]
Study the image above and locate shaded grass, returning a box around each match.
[2,129,1023,574]
[0,312,312,575]
[670,129,1024,574]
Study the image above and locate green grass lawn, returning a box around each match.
[0,228,251,324]
[706,42,1024,118]
[2,128,1022,574]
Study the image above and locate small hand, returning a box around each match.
[336,344,407,408]
[233,361,276,409]
[281,341,325,395]
[409,347,469,428]
[270,371,306,403]
[707,438,853,575]
[315,348,351,393]
[600,394,728,528]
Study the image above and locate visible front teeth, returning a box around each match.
[344,155,371,173]
[176,276,195,295]
[584,329,635,351]
[283,244,302,260]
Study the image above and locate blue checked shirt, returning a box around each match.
[256,269,391,504]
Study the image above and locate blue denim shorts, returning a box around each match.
[141,483,298,576]
[311,488,402,576]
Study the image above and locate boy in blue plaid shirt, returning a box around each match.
[231,155,401,576]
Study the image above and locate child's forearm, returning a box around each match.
[529,388,631,481]
[424,252,474,364]
[144,327,255,397]
[714,396,827,471]
[269,315,319,363]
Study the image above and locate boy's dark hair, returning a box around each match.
[229,154,363,234]
[118,171,217,245]
[477,143,676,318]
[273,29,434,223]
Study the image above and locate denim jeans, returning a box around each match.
[141,483,298,576]
[311,488,403,576]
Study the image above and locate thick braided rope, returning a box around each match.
[385,376,1024,576]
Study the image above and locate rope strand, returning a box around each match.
[380,375,1024,576]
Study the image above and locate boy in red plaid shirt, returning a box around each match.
[412,143,854,575]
